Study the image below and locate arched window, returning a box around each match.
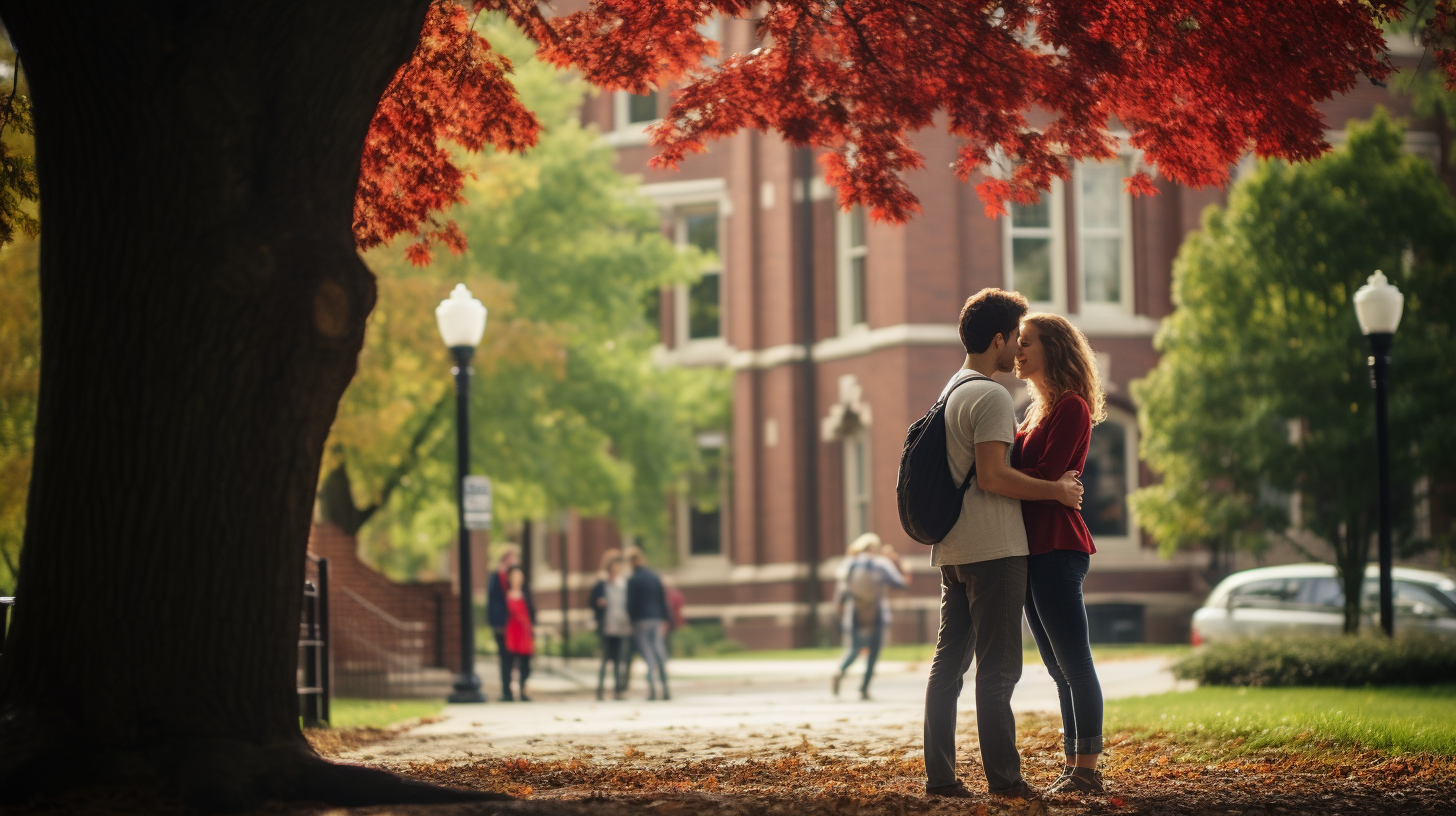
[1083,407,1139,549]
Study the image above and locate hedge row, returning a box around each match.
[1173,632,1456,687]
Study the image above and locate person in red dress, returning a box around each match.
[502,565,536,702]
[1012,312,1108,795]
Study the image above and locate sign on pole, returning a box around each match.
[464,475,492,530]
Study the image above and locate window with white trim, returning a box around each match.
[1083,408,1139,546]
[1075,158,1134,313]
[843,431,871,544]
[1002,182,1065,309]
[685,432,725,557]
[616,90,658,129]
[675,204,722,342]
[836,205,868,334]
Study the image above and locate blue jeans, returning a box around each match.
[598,634,630,695]
[1024,550,1103,755]
[632,619,669,697]
[837,622,884,693]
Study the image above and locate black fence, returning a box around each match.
[300,554,332,727]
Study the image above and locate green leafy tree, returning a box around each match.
[1132,110,1456,633]
[0,31,36,596]
[320,19,726,577]
[0,234,36,595]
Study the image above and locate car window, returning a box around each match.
[1229,578,1299,607]
[1362,581,1456,618]
[1294,577,1344,608]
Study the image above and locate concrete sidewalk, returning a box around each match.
[344,654,1189,765]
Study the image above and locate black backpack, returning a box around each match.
[896,375,992,544]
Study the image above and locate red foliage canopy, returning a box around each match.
[354,0,1456,259]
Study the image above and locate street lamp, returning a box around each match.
[1354,270,1403,638]
[437,283,488,702]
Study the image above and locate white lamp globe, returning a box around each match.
[436,283,488,349]
[1353,270,1403,336]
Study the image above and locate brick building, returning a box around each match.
[506,23,1443,649]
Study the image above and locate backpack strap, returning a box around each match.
[941,374,994,491]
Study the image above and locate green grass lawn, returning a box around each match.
[320,698,446,730]
[680,641,1190,664]
[1107,685,1456,755]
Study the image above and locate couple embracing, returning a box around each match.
[921,288,1108,800]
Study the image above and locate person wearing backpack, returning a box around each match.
[920,288,1084,803]
[832,532,906,700]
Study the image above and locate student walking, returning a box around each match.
[833,532,906,700]
[1012,312,1108,794]
[624,548,671,701]
[920,288,1083,801]
[501,565,536,702]
[589,555,633,701]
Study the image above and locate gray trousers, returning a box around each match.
[923,556,1027,791]
[632,619,670,696]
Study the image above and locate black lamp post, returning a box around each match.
[1354,270,1403,637]
[437,283,488,702]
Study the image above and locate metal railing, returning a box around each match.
[299,554,331,727]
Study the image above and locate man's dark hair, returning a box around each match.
[958,288,1029,354]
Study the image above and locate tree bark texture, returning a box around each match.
[0,2,498,810]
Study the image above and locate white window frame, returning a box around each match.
[679,432,728,563]
[638,179,732,365]
[835,205,869,335]
[673,203,725,346]
[1074,156,1135,317]
[1001,181,1066,312]
[1085,405,1140,552]
[842,430,872,546]
[605,90,659,147]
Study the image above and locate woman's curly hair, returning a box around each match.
[1020,312,1107,432]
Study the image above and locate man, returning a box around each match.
[624,548,672,701]
[923,288,1083,800]
[485,546,530,701]
[833,532,906,700]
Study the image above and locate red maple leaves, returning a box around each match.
[355,0,1456,255]
[353,1,540,265]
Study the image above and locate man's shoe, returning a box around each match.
[500,691,514,702]
[1048,767,1105,795]
[988,780,1041,801]
[831,672,843,697]
[925,781,977,799]
[859,688,870,701]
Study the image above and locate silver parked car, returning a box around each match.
[1191,563,1456,645]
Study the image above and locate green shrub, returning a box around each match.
[671,621,743,657]
[536,629,599,658]
[1174,632,1456,687]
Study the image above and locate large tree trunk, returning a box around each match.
[0,3,500,810]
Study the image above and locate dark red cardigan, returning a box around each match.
[1012,393,1096,555]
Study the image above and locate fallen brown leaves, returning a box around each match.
[357,713,1456,816]
[10,714,1456,814]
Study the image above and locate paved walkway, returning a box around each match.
[341,654,1189,766]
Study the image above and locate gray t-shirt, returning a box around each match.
[930,369,1030,567]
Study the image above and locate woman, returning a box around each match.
[589,556,632,701]
[502,565,536,702]
[1012,312,1107,795]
